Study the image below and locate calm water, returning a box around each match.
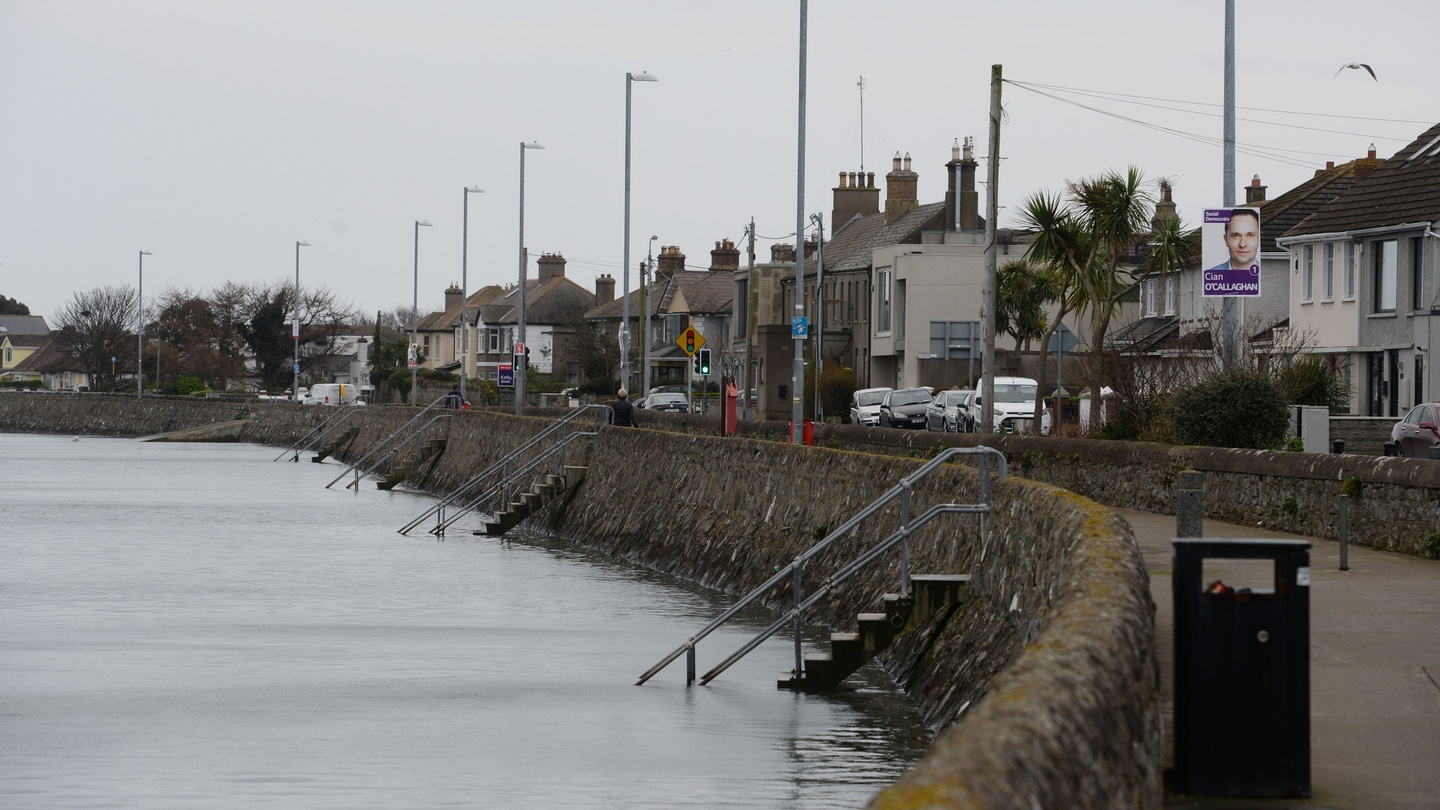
[0,434,928,809]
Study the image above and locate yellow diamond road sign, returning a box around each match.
[676,326,706,356]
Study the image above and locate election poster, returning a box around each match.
[1202,207,1261,297]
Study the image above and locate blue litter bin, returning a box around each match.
[1171,538,1312,798]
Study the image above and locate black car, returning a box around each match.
[636,392,691,413]
[878,387,931,429]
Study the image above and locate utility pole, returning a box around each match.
[744,217,755,418]
[981,64,1002,433]
[792,0,808,444]
[811,211,824,423]
[1220,0,1239,369]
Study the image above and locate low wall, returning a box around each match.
[628,415,1438,559]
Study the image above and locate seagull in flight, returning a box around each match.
[1333,63,1377,81]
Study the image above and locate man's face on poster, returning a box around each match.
[1224,212,1259,268]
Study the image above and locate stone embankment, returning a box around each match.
[2,395,1162,805]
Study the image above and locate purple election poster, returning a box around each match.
[1202,207,1261,297]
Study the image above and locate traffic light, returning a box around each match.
[693,353,702,373]
[698,348,711,375]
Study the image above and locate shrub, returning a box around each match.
[1171,369,1289,449]
[1275,355,1348,413]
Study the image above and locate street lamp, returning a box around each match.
[137,250,152,399]
[643,234,658,396]
[516,140,544,416]
[412,220,432,404]
[293,240,311,402]
[622,70,658,393]
[460,186,484,405]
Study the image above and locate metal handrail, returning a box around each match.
[341,412,451,491]
[398,404,610,536]
[272,405,355,462]
[636,446,1006,687]
[323,395,452,489]
[423,429,597,536]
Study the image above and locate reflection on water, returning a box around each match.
[1,434,929,809]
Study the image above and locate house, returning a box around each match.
[1280,125,1440,417]
[4,331,91,390]
[300,333,373,389]
[586,244,734,392]
[0,315,52,379]
[470,254,598,385]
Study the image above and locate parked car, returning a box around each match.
[1393,402,1440,457]
[925,389,971,432]
[849,387,892,426]
[963,377,1050,434]
[878,387,931,429]
[636,392,691,413]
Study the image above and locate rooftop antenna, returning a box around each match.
[857,76,866,174]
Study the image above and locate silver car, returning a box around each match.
[849,387,892,426]
[926,389,971,432]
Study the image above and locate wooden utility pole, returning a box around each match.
[981,64,1002,433]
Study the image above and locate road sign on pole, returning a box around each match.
[676,326,705,356]
[498,364,514,388]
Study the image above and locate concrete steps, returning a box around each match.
[311,427,359,463]
[778,574,971,692]
[377,438,448,491]
[477,466,587,536]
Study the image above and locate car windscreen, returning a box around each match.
[941,391,968,405]
[856,391,887,407]
[993,384,1037,404]
[891,390,930,407]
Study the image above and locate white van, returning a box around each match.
[970,376,1050,434]
[301,383,364,406]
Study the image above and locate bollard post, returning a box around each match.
[686,644,696,687]
[1332,439,1345,455]
[1338,494,1349,571]
[1176,470,1205,538]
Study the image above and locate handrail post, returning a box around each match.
[792,565,803,677]
[900,481,912,598]
[686,642,696,687]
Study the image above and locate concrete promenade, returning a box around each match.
[1116,507,1440,809]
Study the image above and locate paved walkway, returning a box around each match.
[1115,508,1440,809]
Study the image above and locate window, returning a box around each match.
[1343,241,1356,300]
[877,268,892,333]
[1413,237,1425,313]
[3,345,9,363]
[1374,239,1397,312]
[1164,275,1176,315]
[488,328,500,353]
[1322,242,1335,301]
[1301,244,1314,303]
[1144,278,1158,316]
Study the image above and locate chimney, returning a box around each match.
[771,243,795,263]
[1245,175,1267,205]
[802,234,817,261]
[944,137,980,232]
[1356,145,1384,183]
[1368,143,1377,160]
[832,167,880,232]
[594,274,615,305]
[656,245,686,282]
[1151,180,1178,231]
[710,238,740,271]
[538,252,566,283]
[444,282,463,313]
[885,151,919,224]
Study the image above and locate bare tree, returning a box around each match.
[53,285,139,389]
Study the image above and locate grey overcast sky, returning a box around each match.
[3,0,1437,322]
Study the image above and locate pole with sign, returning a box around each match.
[1048,322,1080,433]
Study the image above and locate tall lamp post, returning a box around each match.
[621,70,658,393]
[293,240,310,402]
[516,140,545,416]
[412,220,432,404]
[137,250,152,399]
[642,234,658,396]
[460,186,484,405]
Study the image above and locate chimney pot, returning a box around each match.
[951,138,961,161]
[867,171,875,188]
[1368,143,1377,159]
[1326,161,1335,170]
[903,152,911,171]
[893,152,902,171]
[1251,174,1261,186]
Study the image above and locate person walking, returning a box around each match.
[611,388,637,427]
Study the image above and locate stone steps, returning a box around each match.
[778,574,971,692]
[477,466,587,536]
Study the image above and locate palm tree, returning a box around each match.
[1019,168,1194,430]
